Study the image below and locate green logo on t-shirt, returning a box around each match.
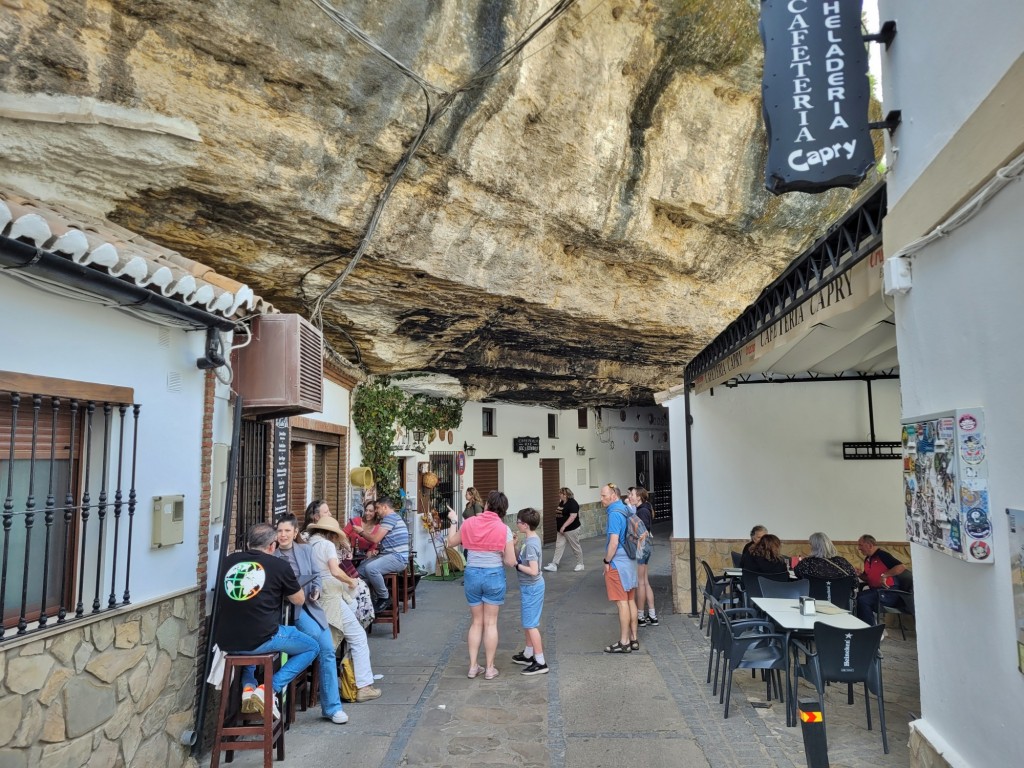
[224,561,266,601]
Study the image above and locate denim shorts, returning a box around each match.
[519,580,545,629]
[464,566,506,606]
[637,549,651,566]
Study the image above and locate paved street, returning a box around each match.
[210,530,918,767]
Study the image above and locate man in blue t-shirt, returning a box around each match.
[355,496,410,612]
[600,483,639,654]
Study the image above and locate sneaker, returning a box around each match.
[511,651,534,666]
[356,686,382,702]
[521,660,549,676]
[573,563,585,572]
[240,685,257,713]
[637,615,649,627]
[543,563,557,572]
[329,709,349,724]
[374,597,393,612]
[647,615,659,626]
[484,666,500,680]
[248,685,281,720]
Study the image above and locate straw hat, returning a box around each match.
[306,516,344,537]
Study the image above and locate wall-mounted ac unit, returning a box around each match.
[231,314,324,418]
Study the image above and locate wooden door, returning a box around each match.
[472,459,499,500]
[540,459,561,545]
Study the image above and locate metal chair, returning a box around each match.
[792,622,888,753]
[758,576,809,600]
[807,575,858,611]
[712,598,789,719]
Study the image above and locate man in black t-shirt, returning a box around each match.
[215,523,318,715]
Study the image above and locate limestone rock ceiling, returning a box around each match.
[1,0,869,407]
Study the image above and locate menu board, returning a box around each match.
[272,417,289,518]
[902,408,992,563]
[1007,508,1024,674]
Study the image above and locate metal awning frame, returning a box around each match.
[685,181,888,386]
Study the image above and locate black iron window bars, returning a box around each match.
[1,390,140,641]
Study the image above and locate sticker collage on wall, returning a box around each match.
[902,408,993,563]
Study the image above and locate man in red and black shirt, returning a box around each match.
[855,534,907,624]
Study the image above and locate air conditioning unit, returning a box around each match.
[231,314,324,418]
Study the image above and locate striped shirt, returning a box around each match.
[378,512,410,555]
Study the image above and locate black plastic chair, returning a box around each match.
[741,568,789,604]
[705,596,760,688]
[699,560,736,634]
[877,571,914,639]
[807,575,858,611]
[730,550,743,567]
[712,599,789,719]
[758,577,809,600]
[792,622,888,753]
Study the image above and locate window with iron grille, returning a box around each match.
[1,384,140,640]
[482,407,495,436]
[428,452,460,531]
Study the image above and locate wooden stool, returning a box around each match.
[287,657,318,725]
[370,572,400,638]
[399,553,417,613]
[211,653,285,768]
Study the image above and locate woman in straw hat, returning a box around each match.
[305,512,382,702]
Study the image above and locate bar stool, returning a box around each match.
[370,572,400,638]
[287,658,319,724]
[399,552,417,613]
[211,653,285,768]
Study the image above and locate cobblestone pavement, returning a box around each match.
[210,530,918,767]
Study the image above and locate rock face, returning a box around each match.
[0,0,869,405]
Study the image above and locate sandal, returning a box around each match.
[604,641,632,654]
[467,665,483,679]
[629,639,640,651]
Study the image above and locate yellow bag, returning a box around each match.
[340,656,358,702]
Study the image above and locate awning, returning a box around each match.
[682,182,890,394]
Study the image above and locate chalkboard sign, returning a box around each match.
[272,417,289,518]
[513,436,540,457]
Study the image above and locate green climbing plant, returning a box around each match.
[352,378,464,498]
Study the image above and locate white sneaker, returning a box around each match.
[573,563,585,572]
[248,685,280,720]
[329,709,349,724]
[543,563,557,572]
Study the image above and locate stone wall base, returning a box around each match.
[909,720,966,768]
[0,590,204,768]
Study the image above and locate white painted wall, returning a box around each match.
[0,274,212,605]
[665,379,903,542]
[891,165,1024,765]
[878,0,1024,205]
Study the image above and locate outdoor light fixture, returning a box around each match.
[463,441,477,456]
[724,378,739,388]
[576,444,586,456]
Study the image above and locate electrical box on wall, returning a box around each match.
[152,494,185,548]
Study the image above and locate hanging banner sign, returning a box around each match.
[759,0,875,194]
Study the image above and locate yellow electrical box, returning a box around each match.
[152,494,185,548]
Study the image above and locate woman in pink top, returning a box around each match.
[447,490,517,680]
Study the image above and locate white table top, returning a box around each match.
[724,568,795,579]
[751,596,868,632]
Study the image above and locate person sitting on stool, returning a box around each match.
[354,496,409,612]
[215,523,319,719]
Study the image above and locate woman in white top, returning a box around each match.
[304,514,382,702]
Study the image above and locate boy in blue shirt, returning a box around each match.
[510,507,548,675]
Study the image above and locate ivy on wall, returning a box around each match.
[351,377,463,497]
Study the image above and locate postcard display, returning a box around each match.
[902,409,993,564]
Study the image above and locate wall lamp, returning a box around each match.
[463,441,477,457]
[576,444,586,456]
[724,378,739,388]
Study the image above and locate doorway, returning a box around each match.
[652,449,672,522]
[540,459,560,545]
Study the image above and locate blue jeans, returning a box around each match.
[237,625,318,694]
[358,551,408,599]
[856,588,902,625]
[295,610,344,717]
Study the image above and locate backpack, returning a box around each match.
[616,506,652,561]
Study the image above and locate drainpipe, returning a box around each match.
[684,380,698,616]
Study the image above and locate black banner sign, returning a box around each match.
[512,436,540,456]
[760,0,875,194]
[272,417,288,518]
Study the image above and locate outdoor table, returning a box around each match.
[751,596,869,726]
